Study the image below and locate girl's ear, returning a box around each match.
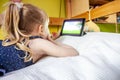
[38,25,44,35]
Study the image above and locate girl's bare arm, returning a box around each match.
[30,38,79,57]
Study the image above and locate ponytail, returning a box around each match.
[3,2,20,45]
[2,2,33,62]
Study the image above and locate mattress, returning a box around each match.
[0,32,120,80]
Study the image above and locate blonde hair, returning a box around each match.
[2,2,49,62]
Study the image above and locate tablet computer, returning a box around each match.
[60,18,85,36]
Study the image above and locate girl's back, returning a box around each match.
[0,40,32,74]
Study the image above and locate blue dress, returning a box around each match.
[0,40,33,76]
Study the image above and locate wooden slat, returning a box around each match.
[49,17,65,26]
[72,0,120,20]
[72,11,89,20]
[91,0,120,19]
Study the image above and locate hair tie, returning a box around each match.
[14,2,23,10]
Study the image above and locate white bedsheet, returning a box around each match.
[1,32,120,80]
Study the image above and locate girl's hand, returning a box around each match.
[51,32,60,40]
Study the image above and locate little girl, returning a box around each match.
[0,2,78,76]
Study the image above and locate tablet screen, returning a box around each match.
[62,21,83,34]
[61,18,85,36]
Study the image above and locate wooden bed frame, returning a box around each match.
[49,0,120,26]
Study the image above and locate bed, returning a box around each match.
[0,32,120,80]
